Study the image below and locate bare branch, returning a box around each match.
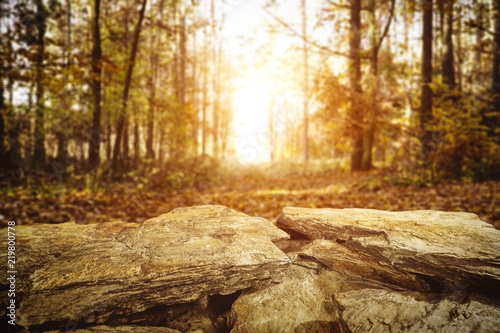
[258,4,352,58]
[376,0,396,51]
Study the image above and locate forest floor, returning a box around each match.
[1,169,499,229]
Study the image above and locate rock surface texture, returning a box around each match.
[1,205,500,332]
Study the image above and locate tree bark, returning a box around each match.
[441,0,455,90]
[421,0,433,159]
[179,6,187,158]
[0,85,5,163]
[473,0,484,89]
[134,118,139,165]
[89,0,102,169]
[349,0,363,171]
[490,0,500,137]
[146,1,163,161]
[362,0,395,171]
[33,0,47,170]
[211,0,219,158]
[0,14,5,162]
[112,0,147,173]
[192,26,198,155]
[301,0,309,163]
[202,23,208,156]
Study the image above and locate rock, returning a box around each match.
[231,208,500,333]
[277,207,500,290]
[3,206,500,332]
[231,263,346,333]
[46,325,182,333]
[0,205,290,331]
[338,289,500,333]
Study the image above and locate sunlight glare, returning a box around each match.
[223,0,273,164]
[232,76,271,163]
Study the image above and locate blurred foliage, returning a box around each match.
[428,87,500,181]
[1,166,499,231]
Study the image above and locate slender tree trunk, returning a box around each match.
[0,85,5,162]
[122,119,129,168]
[104,69,111,163]
[473,0,484,90]
[55,0,71,167]
[26,83,34,163]
[441,0,455,90]
[456,4,463,92]
[301,0,309,163]
[192,27,198,155]
[112,0,147,173]
[0,9,5,162]
[179,7,187,157]
[421,0,433,159]
[211,0,219,158]
[349,0,363,171]
[362,0,395,170]
[217,3,227,157]
[134,119,139,165]
[5,26,21,168]
[33,0,47,170]
[146,3,161,161]
[490,0,500,137]
[202,24,208,156]
[180,9,186,107]
[0,13,6,162]
[89,0,102,169]
[363,0,378,171]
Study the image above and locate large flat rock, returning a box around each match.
[277,207,500,289]
[3,206,500,332]
[0,205,290,330]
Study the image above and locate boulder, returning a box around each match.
[277,207,500,289]
[2,205,500,332]
[0,205,290,331]
[46,325,182,333]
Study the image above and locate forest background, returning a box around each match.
[0,0,499,229]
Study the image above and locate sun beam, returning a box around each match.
[222,0,274,164]
[232,75,271,163]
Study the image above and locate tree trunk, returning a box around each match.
[179,7,187,157]
[211,0,219,158]
[0,15,6,162]
[112,0,147,174]
[421,0,433,159]
[89,0,102,169]
[363,0,378,171]
[202,23,208,156]
[349,0,363,171]
[134,119,139,165]
[0,85,5,163]
[122,119,129,169]
[146,1,163,161]
[490,0,500,137]
[192,27,198,155]
[362,0,395,171]
[301,0,309,163]
[33,0,46,170]
[180,10,186,107]
[441,0,455,90]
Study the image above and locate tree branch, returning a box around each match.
[259,4,352,58]
[326,0,350,10]
[376,0,395,52]
[466,19,500,44]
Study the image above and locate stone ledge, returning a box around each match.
[1,205,499,332]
